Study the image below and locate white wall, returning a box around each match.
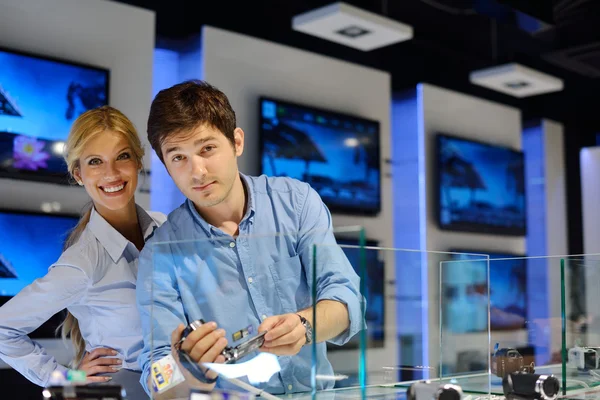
[581,146,600,255]
[420,84,524,370]
[194,26,394,379]
[0,0,155,213]
[0,0,155,368]
[421,84,524,254]
[580,146,600,346]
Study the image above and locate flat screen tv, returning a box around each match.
[0,209,79,338]
[436,134,526,236]
[259,97,381,215]
[328,236,385,350]
[443,250,527,333]
[0,46,109,184]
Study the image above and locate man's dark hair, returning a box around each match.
[147,80,237,163]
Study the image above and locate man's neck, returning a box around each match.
[195,174,247,236]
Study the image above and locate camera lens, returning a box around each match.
[541,376,559,398]
[438,386,462,400]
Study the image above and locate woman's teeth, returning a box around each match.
[102,183,125,193]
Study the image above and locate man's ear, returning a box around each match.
[233,128,244,157]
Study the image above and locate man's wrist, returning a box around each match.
[297,313,313,345]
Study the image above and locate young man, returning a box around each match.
[136,80,362,396]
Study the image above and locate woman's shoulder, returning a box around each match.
[50,228,99,278]
[146,210,168,226]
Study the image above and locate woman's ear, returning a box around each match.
[73,168,83,186]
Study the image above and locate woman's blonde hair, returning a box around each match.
[57,105,145,367]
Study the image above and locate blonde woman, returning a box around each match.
[0,106,166,399]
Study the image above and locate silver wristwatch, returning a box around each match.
[297,314,313,345]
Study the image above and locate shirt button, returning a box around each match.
[288,384,293,391]
[261,314,267,320]
[248,277,253,283]
[229,242,236,248]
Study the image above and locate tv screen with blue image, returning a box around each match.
[437,134,526,236]
[0,46,109,184]
[259,97,381,215]
[328,236,385,350]
[0,209,79,338]
[443,250,527,333]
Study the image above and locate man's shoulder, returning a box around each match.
[249,174,311,196]
[145,202,191,245]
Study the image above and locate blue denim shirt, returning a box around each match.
[137,174,362,395]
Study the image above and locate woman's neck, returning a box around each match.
[95,200,145,250]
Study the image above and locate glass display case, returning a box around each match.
[145,227,600,400]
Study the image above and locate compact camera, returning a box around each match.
[179,319,267,364]
[502,372,560,400]
[176,319,266,383]
[406,381,463,400]
[568,346,600,371]
[492,347,535,378]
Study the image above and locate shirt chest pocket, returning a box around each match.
[268,253,303,281]
[267,254,307,313]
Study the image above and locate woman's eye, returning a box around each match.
[118,152,131,160]
[172,155,183,162]
[88,158,101,166]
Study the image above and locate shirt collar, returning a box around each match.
[88,205,161,263]
[187,172,256,236]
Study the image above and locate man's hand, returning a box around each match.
[258,314,305,356]
[171,322,228,381]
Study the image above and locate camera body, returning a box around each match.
[180,319,266,364]
[568,346,600,371]
[502,372,560,400]
[407,381,463,400]
[492,348,535,378]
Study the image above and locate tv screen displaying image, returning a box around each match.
[329,237,385,350]
[437,134,526,236]
[259,97,381,215]
[443,250,527,333]
[0,210,78,338]
[0,46,109,184]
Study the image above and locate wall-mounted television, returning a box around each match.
[329,236,385,350]
[0,209,79,338]
[443,250,527,333]
[259,97,381,216]
[0,46,110,184]
[436,134,526,236]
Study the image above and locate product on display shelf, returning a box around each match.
[43,369,126,399]
[568,346,600,371]
[189,388,256,400]
[42,386,125,400]
[406,381,463,400]
[491,347,535,378]
[502,372,560,400]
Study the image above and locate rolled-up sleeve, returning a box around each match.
[136,239,187,395]
[296,184,364,346]
[0,258,89,386]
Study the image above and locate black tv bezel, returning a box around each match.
[0,45,111,186]
[329,235,385,350]
[258,96,382,216]
[448,248,528,332]
[0,208,80,339]
[435,133,527,236]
